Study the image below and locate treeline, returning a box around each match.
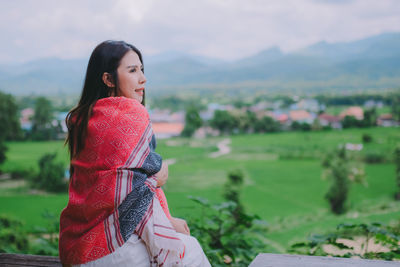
[0,91,67,193]
[182,107,383,137]
[315,92,398,106]
[0,92,66,142]
[182,108,281,137]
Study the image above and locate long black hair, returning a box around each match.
[65,40,144,159]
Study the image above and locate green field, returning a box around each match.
[1,127,400,252]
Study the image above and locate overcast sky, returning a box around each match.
[2,0,400,64]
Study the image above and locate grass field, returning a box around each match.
[1,127,399,252]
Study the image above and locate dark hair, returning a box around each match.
[65,40,144,159]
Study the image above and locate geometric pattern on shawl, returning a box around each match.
[59,97,173,265]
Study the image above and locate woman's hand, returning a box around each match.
[156,162,168,187]
[170,217,190,235]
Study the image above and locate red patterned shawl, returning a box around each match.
[59,97,183,266]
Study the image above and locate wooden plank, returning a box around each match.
[0,253,62,267]
[249,253,400,267]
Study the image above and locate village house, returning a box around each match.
[339,106,364,120]
[291,98,321,113]
[149,109,185,139]
[19,108,34,131]
[318,113,342,129]
[288,110,315,124]
[377,114,398,127]
[364,99,384,109]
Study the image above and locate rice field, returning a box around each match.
[1,127,399,251]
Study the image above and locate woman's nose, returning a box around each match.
[140,73,147,84]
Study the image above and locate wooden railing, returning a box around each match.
[250,253,400,267]
[1,253,399,266]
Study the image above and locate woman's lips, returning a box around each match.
[135,88,144,96]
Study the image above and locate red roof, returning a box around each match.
[378,113,393,120]
[289,110,311,121]
[318,113,341,123]
[152,122,184,135]
[340,106,364,120]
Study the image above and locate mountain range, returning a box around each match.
[1,32,400,96]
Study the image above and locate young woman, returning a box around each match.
[59,40,210,267]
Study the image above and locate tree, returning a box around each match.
[360,108,377,127]
[391,95,400,121]
[31,97,55,140]
[254,116,280,133]
[0,91,22,165]
[236,110,257,133]
[30,153,66,192]
[188,170,266,266]
[291,121,311,131]
[210,110,238,134]
[395,146,400,200]
[322,147,365,214]
[181,106,203,137]
[0,142,7,166]
[0,91,22,141]
[342,115,361,128]
[0,215,29,253]
[223,169,247,226]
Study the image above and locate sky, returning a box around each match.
[1,0,400,64]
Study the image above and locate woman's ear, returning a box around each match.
[102,72,115,88]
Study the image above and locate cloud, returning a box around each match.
[1,0,399,63]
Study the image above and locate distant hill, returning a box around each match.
[1,32,400,96]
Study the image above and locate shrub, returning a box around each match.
[395,146,400,200]
[322,148,365,214]
[0,212,60,256]
[0,141,7,165]
[362,133,373,143]
[188,170,267,266]
[0,215,29,253]
[364,152,385,164]
[30,152,67,192]
[30,210,60,256]
[10,168,34,180]
[181,106,203,137]
[290,222,400,261]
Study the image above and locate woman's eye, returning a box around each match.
[130,68,136,73]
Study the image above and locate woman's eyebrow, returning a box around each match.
[126,64,142,69]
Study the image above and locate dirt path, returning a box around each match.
[209,138,231,158]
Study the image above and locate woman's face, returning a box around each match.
[116,50,146,102]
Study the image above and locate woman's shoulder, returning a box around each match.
[94,97,148,116]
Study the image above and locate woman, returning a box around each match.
[59,40,210,267]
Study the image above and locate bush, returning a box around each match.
[290,222,400,261]
[291,121,311,131]
[181,106,203,137]
[210,110,238,135]
[0,215,29,253]
[254,116,280,133]
[30,210,60,256]
[0,141,7,165]
[322,148,365,214]
[342,115,362,128]
[0,212,60,256]
[10,168,34,180]
[30,152,67,192]
[364,152,385,164]
[188,170,267,266]
[362,133,373,143]
[395,146,400,200]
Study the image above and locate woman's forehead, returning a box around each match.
[120,50,141,66]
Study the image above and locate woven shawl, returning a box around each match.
[59,97,184,266]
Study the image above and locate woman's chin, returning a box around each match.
[134,96,143,103]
